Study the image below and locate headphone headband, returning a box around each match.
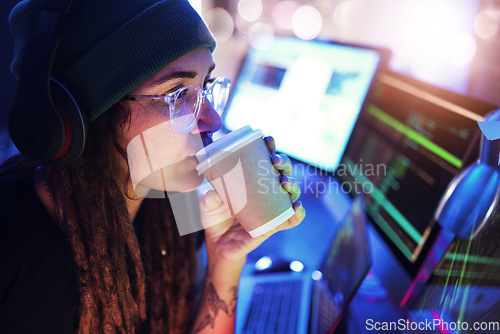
[8,0,87,167]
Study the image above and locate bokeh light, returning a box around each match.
[312,270,323,280]
[254,256,272,271]
[238,0,264,23]
[248,23,275,50]
[234,12,252,35]
[292,5,323,40]
[204,7,234,43]
[474,9,500,40]
[289,260,304,272]
[271,0,300,30]
[333,0,365,29]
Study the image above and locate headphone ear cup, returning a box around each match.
[8,86,65,162]
[48,77,88,167]
[8,77,87,167]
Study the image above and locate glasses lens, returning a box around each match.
[207,78,231,114]
[171,86,203,134]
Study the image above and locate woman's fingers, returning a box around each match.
[262,201,306,238]
[281,175,301,202]
[264,136,293,176]
[291,200,306,225]
[264,136,276,156]
[271,154,293,176]
[283,201,306,230]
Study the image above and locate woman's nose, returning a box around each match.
[192,98,222,134]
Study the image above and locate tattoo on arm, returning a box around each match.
[192,282,229,333]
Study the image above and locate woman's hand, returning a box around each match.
[199,136,306,266]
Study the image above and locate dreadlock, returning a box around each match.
[0,102,198,333]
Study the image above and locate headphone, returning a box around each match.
[8,0,87,167]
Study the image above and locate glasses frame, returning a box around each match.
[122,77,231,134]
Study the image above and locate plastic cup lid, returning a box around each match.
[195,125,263,174]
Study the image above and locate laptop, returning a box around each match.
[236,195,372,334]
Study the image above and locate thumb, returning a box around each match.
[199,189,223,211]
[198,190,233,231]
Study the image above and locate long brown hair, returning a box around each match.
[1,103,198,333]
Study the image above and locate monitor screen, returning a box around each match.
[310,195,371,334]
[321,195,371,304]
[223,36,389,172]
[336,71,497,277]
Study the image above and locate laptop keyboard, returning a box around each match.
[243,280,303,334]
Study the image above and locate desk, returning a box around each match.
[236,169,407,333]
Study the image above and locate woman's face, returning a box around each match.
[120,48,222,195]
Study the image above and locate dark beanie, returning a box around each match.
[9,0,216,121]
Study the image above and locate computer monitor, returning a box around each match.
[407,204,500,330]
[222,36,390,172]
[336,70,497,299]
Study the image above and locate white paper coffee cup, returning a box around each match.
[195,126,294,237]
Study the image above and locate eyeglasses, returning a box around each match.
[122,77,231,134]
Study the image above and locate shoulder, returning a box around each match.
[0,167,55,264]
[0,168,32,202]
[0,168,43,236]
[0,169,78,333]
[0,167,65,283]
[0,167,66,251]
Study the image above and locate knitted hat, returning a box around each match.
[9,0,216,121]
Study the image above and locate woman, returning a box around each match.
[0,0,305,333]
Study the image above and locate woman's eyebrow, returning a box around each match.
[148,70,197,88]
[148,64,216,88]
